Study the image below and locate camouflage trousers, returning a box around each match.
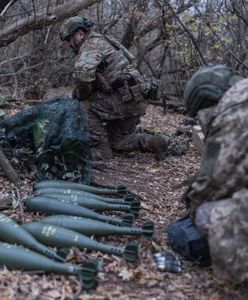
[195,189,248,283]
[80,91,167,160]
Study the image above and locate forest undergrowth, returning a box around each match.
[0,101,246,300]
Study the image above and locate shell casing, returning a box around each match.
[0,213,63,261]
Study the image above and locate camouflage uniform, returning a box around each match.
[195,190,248,283]
[72,30,167,159]
[187,78,248,283]
[187,79,248,215]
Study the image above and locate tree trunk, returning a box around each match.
[0,145,20,187]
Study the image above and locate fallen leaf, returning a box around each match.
[118,268,134,281]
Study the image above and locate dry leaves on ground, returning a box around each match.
[0,105,246,300]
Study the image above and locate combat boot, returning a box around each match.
[143,135,169,160]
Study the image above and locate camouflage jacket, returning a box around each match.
[195,189,248,283]
[187,78,248,216]
[73,31,115,97]
[187,79,248,283]
[72,31,144,103]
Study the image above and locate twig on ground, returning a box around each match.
[15,187,24,223]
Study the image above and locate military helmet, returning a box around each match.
[184,64,244,117]
[59,16,93,41]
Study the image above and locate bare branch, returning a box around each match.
[195,6,248,70]
[230,0,248,27]
[140,0,200,38]
[0,145,20,187]
[164,0,207,65]
[0,0,103,48]
[0,0,18,18]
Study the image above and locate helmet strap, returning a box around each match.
[70,35,80,54]
[72,30,87,54]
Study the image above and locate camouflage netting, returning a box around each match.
[136,128,188,156]
[0,97,92,183]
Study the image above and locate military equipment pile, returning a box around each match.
[0,179,155,289]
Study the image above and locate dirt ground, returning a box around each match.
[0,104,247,300]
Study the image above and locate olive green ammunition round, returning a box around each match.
[0,242,98,289]
[0,213,63,261]
[25,196,134,226]
[35,186,134,204]
[35,180,127,195]
[22,222,139,262]
[41,215,154,240]
[34,191,140,217]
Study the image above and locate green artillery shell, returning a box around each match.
[35,180,127,195]
[35,186,134,204]
[34,191,140,217]
[41,215,154,240]
[0,242,98,289]
[0,213,63,261]
[25,196,134,226]
[22,222,139,262]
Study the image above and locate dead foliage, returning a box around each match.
[0,104,246,300]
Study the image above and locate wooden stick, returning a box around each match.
[0,195,13,210]
[192,125,204,155]
[0,144,20,187]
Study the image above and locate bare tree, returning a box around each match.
[0,0,103,47]
[0,0,247,103]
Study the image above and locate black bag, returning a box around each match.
[167,215,211,266]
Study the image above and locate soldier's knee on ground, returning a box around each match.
[145,135,169,160]
[91,144,113,160]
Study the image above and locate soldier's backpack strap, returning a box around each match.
[103,35,135,63]
[98,35,143,102]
